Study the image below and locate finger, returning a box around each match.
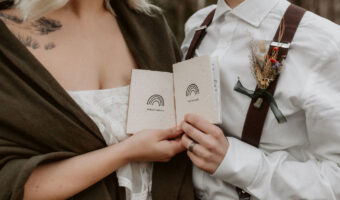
[181,122,211,147]
[187,151,207,171]
[181,134,192,149]
[173,137,182,143]
[171,136,185,149]
[160,127,183,140]
[188,151,217,174]
[165,138,186,155]
[184,113,223,138]
[182,134,211,159]
[176,125,183,133]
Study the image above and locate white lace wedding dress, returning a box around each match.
[68,86,152,200]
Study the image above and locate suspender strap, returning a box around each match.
[185,9,216,60]
[241,4,306,147]
[238,5,305,198]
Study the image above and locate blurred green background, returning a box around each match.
[152,0,340,43]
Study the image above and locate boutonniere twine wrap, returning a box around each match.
[234,24,288,124]
[234,79,287,123]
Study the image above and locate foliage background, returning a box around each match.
[152,0,340,43]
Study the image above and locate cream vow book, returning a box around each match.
[126,56,222,134]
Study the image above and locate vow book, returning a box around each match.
[126,56,222,134]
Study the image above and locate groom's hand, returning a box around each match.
[180,114,229,174]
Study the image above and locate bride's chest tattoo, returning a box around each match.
[0,12,62,50]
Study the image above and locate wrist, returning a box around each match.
[114,138,137,163]
[212,137,262,188]
[107,140,133,166]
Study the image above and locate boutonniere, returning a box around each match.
[234,25,287,124]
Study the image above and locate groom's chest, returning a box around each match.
[194,16,309,152]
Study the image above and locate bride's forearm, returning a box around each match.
[23,141,131,200]
[23,128,184,200]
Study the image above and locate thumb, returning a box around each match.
[160,127,183,140]
[168,138,186,154]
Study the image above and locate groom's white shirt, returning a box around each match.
[182,0,340,199]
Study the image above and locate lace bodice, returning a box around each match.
[68,86,152,200]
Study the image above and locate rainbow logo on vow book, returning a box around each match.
[186,84,200,96]
[147,94,165,106]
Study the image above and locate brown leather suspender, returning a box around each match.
[186,4,306,200]
[241,5,306,148]
[185,9,216,60]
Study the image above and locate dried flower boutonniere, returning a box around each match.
[234,24,287,124]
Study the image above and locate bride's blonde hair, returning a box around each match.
[14,0,159,20]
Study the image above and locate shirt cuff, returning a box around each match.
[212,137,264,188]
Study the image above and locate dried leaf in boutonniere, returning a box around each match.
[234,23,287,124]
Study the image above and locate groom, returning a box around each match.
[180,0,340,199]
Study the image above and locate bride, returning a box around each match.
[0,0,193,200]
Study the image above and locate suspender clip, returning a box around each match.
[195,25,208,31]
[271,41,291,49]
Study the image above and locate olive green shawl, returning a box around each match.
[0,1,194,199]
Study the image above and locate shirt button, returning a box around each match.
[237,188,251,200]
[194,190,206,200]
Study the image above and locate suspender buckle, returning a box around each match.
[271,41,291,49]
[195,25,208,31]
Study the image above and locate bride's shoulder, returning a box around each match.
[0,9,33,37]
[0,8,24,24]
[0,9,27,41]
[0,8,62,50]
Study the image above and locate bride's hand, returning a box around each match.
[124,128,185,162]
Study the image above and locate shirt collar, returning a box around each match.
[213,0,232,22]
[213,0,280,27]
